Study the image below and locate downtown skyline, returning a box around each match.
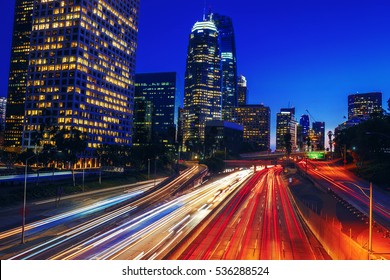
[1,0,390,150]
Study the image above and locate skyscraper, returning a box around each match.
[276,108,297,152]
[348,92,382,120]
[299,114,310,138]
[0,97,6,132]
[233,105,270,152]
[22,0,140,150]
[312,121,325,150]
[183,19,221,156]
[237,75,247,106]
[206,12,237,121]
[298,114,310,151]
[0,97,7,148]
[4,0,34,151]
[134,72,176,147]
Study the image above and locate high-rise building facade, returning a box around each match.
[0,97,6,132]
[206,13,237,121]
[233,105,270,151]
[298,114,310,151]
[348,92,382,120]
[205,120,243,157]
[276,108,297,152]
[237,75,247,106]
[299,114,310,138]
[312,121,325,150]
[22,0,140,150]
[4,0,34,151]
[0,97,7,148]
[134,72,176,147]
[183,20,221,155]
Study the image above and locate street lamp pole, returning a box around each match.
[154,157,158,187]
[148,158,150,180]
[368,181,373,259]
[341,180,373,259]
[99,155,102,185]
[22,154,36,244]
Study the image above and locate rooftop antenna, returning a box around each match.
[203,0,206,20]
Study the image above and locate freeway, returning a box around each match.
[0,165,205,259]
[172,167,328,260]
[51,169,253,259]
[1,165,258,260]
[298,160,390,230]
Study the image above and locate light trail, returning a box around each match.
[7,168,253,260]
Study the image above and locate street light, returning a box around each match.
[341,180,373,259]
[154,156,159,187]
[22,154,37,244]
[148,158,150,180]
[99,155,102,185]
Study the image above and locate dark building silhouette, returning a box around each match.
[312,121,325,150]
[205,120,243,157]
[206,13,238,121]
[134,72,176,147]
[4,0,34,151]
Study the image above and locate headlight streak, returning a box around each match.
[9,205,137,260]
[72,169,253,260]
[0,190,145,241]
[8,167,253,260]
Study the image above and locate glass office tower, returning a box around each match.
[183,20,221,156]
[4,0,34,151]
[207,12,238,121]
[134,72,176,147]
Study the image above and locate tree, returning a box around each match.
[388,98,390,112]
[53,127,87,187]
[283,133,292,156]
[327,131,333,153]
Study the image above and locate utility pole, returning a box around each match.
[148,158,150,180]
[22,154,37,244]
[368,181,373,259]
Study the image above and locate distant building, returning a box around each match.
[183,19,222,157]
[276,108,297,152]
[205,120,243,157]
[206,12,238,121]
[133,98,153,144]
[232,105,270,152]
[22,0,140,152]
[312,121,325,150]
[134,72,176,147]
[4,0,34,151]
[237,75,247,106]
[0,97,7,148]
[336,92,383,135]
[177,107,185,150]
[348,92,382,120]
[299,114,310,138]
[0,97,6,131]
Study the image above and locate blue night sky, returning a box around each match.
[1,0,390,150]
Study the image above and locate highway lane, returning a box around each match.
[0,179,166,250]
[298,160,390,230]
[49,169,254,259]
[175,167,326,260]
[4,165,238,259]
[1,165,204,259]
